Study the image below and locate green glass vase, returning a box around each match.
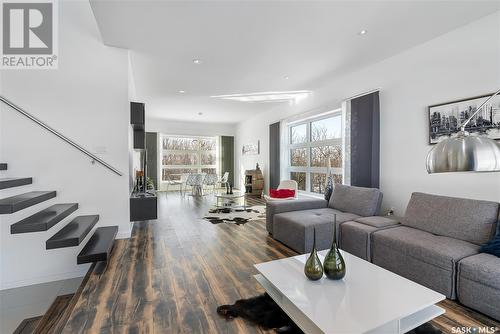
[324,214,346,280]
[304,228,324,281]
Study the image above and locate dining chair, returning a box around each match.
[179,173,189,195]
[192,173,206,196]
[164,174,183,193]
[184,173,197,196]
[203,173,218,194]
[263,179,299,202]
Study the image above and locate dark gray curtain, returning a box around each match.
[220,136,234,186]
[350,92,380,188]
[145,132,158,189]
[269,122,280,189]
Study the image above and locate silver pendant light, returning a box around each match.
[426,89,500,173]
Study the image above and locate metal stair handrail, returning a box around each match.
[0,96,123,176]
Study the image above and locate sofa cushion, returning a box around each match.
[273,208,360,253]
[354,216,400,228]
[403,192,499,245]
[340,221,378,261]
[373,226,479,270]
[266,198,327,234]
[372,226,479,298]
[457,253,500,320]
[328,184,383,217]
[459,253,500,291]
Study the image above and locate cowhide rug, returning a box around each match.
[217,294,443,334]
[204,205,265,225]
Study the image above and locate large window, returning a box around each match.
[161,135,218,182]
[288,111,343,194]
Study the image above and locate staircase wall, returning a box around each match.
[0,1,131,289]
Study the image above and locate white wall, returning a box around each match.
[235,117,269,191]
[146,117,236,137]
[235,12,500,214]
[0,1,130,289]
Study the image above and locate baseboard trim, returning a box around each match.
[116,228,132,239]
[0,267,89,291]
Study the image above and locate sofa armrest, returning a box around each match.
[266,198,328,234]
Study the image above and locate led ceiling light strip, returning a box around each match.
[211,90,312,103]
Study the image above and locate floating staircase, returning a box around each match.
[47,214,99,249]
[0,162,118,272]
[0,191,56,214]
[77,226,118,264]
[11,203,78,233]
[0,177,32,190]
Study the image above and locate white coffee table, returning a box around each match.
[215,192,247,210]
[254,250,445,334]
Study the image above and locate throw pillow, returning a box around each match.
[480,233,500,257]
[270,189,296,199]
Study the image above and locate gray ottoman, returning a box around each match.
[273,208,359,253]
[340,216,400,261]
[458,253,500,320]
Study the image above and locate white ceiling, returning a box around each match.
[90,0,499,124]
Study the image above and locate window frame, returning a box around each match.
[160,135,219,182]
[287,110,344,194]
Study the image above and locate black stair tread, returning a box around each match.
[0,163,6,170]
[11,203,78,234]
[77,226,118,264]
[0,191,56,214]
[0,177,33,190]
[46,215,99,249]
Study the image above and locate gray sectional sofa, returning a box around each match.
[266,184,383,253]
[266,187,500,321]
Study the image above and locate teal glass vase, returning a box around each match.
[304,228,324,281]
[324,214,346,280]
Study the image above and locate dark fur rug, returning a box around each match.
[217,293,442,334]
[217,294,302,333]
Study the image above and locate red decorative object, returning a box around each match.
[270,188,296,199]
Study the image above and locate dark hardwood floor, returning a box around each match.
[61,192,499,333]
[13,294,74,334]
[13,316,42,334]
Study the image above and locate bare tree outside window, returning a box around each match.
[161,135,218,182]
[311,145,342,168]
[290,148,307,166]
[288,113,344,193]
[311,117,341,141]
[290,172,306,190]
[311,173,343,194]
[290,124,307,144]
[163,153,198,166]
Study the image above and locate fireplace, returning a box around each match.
[244,167,264,197]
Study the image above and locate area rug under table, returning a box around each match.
[203,205,266,225]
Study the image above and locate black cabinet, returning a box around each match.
[130,102,145,128]
[130,193,157,221]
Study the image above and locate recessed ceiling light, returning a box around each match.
[198,112,203,115]
[284,76,289,80]
[358,29,368,35]
[211,90,311,104]
[193,59,202,64]
[178,90,185,94]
